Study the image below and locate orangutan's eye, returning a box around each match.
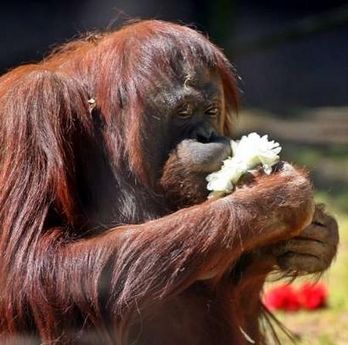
[177,103,194,118]
[205,104,220,117]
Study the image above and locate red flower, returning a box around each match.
[297,282,327,310]
[263,282,328,312]
[263,284,301,312]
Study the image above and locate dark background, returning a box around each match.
[1,0,348,112]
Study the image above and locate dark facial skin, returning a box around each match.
[144,68,231,208]
[144,67,231,205]
[168,69,231,173]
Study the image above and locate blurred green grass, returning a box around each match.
[273,212,348,344]
[237,108,348,344]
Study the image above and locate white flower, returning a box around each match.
[206,161,244,193]
[232,132,281,173]
[206,132,282,197]
[206,171,233,193]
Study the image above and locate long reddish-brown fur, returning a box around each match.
[0,20,317,344]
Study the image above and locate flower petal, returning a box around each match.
[206,132,282,195]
